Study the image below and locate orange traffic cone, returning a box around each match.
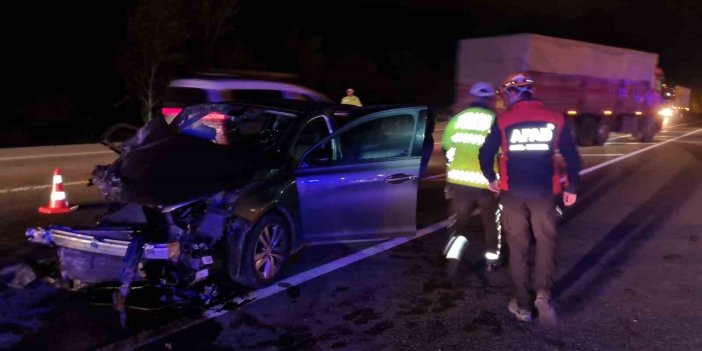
[39,168,77,214]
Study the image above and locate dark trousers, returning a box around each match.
[501,193,558,309]
[446,184,500,255]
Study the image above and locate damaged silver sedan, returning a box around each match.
[26,101,434,306]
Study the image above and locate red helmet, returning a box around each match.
[499,72,535,97]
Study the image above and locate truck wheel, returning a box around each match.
[595,123,610,146]
[230,213,290,288]
[633,117,655,142]
[576,118,598,147]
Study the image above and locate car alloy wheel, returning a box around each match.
[253,223,288,280]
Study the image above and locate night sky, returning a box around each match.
[5,0,701,146]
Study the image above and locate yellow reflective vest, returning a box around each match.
[442,106,498,189]
[341,95,362,107]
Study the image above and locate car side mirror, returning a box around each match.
[300,145,332,168]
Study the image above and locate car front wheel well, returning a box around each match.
[226,208,293,287]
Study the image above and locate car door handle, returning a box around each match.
[385,173,416,184]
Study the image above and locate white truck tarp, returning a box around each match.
[456,33,659,87]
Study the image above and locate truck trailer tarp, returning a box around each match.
[456,33,659,89]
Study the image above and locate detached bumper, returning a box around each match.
[26,226,171,260]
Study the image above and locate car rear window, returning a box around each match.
[164,88,208,107]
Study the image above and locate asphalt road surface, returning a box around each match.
[0,118,701,350]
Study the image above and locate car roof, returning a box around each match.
[214,102,427,122]
[169,78,330,99]
[214,100,335,114]
[338,104,427,116]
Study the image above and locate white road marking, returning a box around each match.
[666,121,702,128]
[607,134,632,141]
[605,142,656,145]
[307,237,391,246]
[605,121,701,142]
[658,129,693,133]
[209,219,454,316]
[0,181,87,194]
[580,154,624,157]
[581,128,702,177]
[0,151,113,162]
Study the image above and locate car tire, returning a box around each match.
[232,213,291,288]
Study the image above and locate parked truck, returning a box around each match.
[671,85,691,117]
[454,33,671,146]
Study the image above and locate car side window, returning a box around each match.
[302,114,416,166]
[293,116,332,162]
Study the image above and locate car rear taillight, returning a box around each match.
[162,107,183,124]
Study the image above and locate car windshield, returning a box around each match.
[172,104,296,147]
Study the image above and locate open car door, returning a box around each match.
[295,106,432,242]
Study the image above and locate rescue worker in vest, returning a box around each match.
[479,72,581,325]
[341,88,362,106]
[442,82,502,276]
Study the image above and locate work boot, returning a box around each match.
[484,252,502,272]
[444,235,469,280]
[534,291,558,326]
[508,298,533,322]
[485,259,502,272]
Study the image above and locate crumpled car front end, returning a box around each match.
[26,103,294,298]
[25,225,172,283]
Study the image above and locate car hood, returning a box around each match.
[93,118,284,206]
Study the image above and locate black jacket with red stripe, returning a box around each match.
[479,99,581,198]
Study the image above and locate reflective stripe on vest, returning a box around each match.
[454,111,493,132]
[451,132,489,145]
[447,170,490,185]
[443,107,497,188]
